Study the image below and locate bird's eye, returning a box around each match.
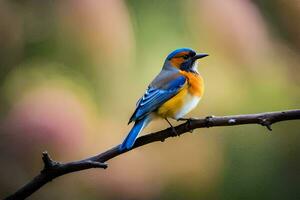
[183,55,189,59]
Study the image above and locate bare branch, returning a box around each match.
[4,109,300,200]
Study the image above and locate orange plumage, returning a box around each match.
[157,70,204,119]
[179,70,204,97]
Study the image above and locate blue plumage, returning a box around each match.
[128,75,186,124]
[120,116,151,151]
[121,75,186,151]
[166,48,195,60]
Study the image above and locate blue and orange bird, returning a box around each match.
[120,48,208,150]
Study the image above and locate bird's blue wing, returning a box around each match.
[129,74,186,123]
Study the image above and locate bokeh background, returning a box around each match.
[1,0,300,199]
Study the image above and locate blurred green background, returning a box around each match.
[1,0,300,199]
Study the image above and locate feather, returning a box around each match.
[120,116,151,150]
[128,74,186,124]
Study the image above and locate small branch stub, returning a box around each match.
[42,151,59,171]
[259,117,273,131]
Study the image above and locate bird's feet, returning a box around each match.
[165,118,179,136]
[170,126,178,136]
[177,118,197,133]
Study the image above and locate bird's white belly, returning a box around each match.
[174,95,201,119]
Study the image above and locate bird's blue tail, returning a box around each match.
[119,116,151,151]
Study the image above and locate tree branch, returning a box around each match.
[5,109,300,200]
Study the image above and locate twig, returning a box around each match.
[4,109,300,200]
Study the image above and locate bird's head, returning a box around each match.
[164,48,208,73]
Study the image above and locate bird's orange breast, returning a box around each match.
[179,71,204,97]
[156,71,204,119]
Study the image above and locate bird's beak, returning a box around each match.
[192,53,209,61]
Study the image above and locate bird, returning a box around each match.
[120,48,208,151]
